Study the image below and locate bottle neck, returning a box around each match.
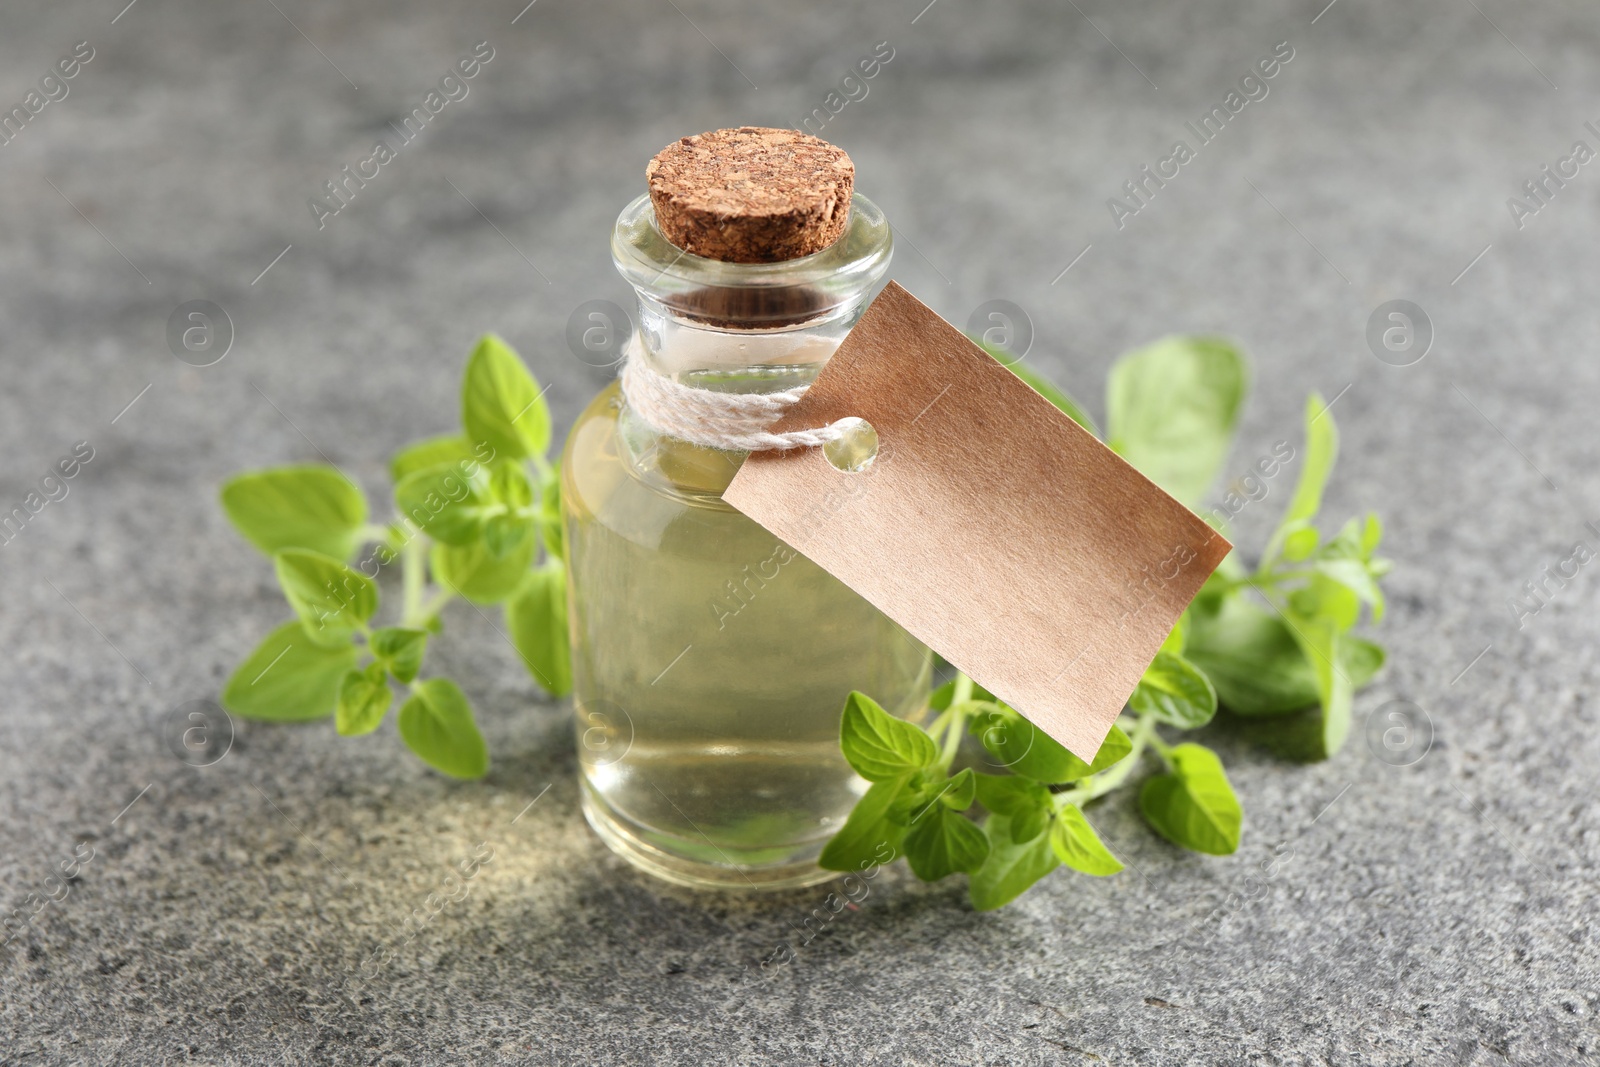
[611,191,892,397]
[613,302,861,503]
[630,292,854,392]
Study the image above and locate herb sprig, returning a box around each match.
[218,335,569,778]
[829,336,1391,908]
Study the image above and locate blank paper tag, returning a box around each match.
[724,282,1231,759]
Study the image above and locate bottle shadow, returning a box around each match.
[460,736,992,988]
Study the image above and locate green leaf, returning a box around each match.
[336,663,391,736]
[1282,525,1319,561]
[1050,805,1123,876]
[394,462,494,546]
[1084,725,1135,774]
[370,627,428,684]
[1342,636,1384,689]
[819,774,910,871]
[973,708,1129,784]
[482,464,537,559]
[273,549,377,648]
[390,434,483,482]
[1106,336,1248,507]
[1267,394,1338,562]
[222,620,358,722]
[1314,558,1385,623]
[461,334,550,461]
[839,691,938,782]
[1284,609,1352,755]
[537,462,564,561]
[939,767,977,810]
[1129,650,1218,729]
[973,772,1049,815]
[397,460,536,559]
[973,773,1053,843]
[1360,513,1383,556]
[220,466,367,561]
[1185,595,1383,716]
[505,559,572,697]
[1139,743,1242,855]
[1289,572,1361,632]
[974,339,1099,437]
[490,462,534,507]
[1284,393,1338,527]
[430,534,535,606]
[481,514,530,558]
[971,706,1073,783]
[1160,615,1187,655]
[397,678,488,779]
[1011,804,1048,845]
[902,805,990,881]
[888,771,945,821]
[968,813,1060,910]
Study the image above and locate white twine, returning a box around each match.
[619,342,847,452]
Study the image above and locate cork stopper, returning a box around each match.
[646,127,855,264]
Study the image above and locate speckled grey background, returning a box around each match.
[1,0,1597,1063]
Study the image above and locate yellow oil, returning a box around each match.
[562,379,931,888]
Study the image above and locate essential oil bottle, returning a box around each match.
[561,128,931,888]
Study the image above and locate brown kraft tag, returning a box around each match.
[724,281,1231,759]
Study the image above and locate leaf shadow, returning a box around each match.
[1208,707,1330,763]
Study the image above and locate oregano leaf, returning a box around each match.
[839,691,938,782]
[430,536,535,606]
[1106,336,1247,507]
[336,663,392,736]
[1139,743,1242,855]
[505,559,572,697]
[1050,804,1123,876]
[974,708,1130,784]
[902,805,989,881]
[973,774,1054,843]
[222,620,357,722]
[390,434,485,483]
[394,462,493,546]
[273,549,377,648]
[461,334,550,460]
[370,627,428,684]
[1129,650,1218,729]
[220,466,367,561]
[818,774,910,872]
[968,813,1059,911]
[397,678,488,780]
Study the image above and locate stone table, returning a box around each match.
[1,0,1595,1062]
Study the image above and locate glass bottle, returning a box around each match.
[561,190,932,889]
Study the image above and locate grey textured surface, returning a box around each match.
[1,0,1597,1063]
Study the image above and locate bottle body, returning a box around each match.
[561,193,931,888]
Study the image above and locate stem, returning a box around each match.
[1146,723,1175,767]
[934,674,977,771]
[401,537,425,624]
[1055,714,1162,808]
[951,674,974,706]
[416,588,456,625]
[938,707,967,769]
